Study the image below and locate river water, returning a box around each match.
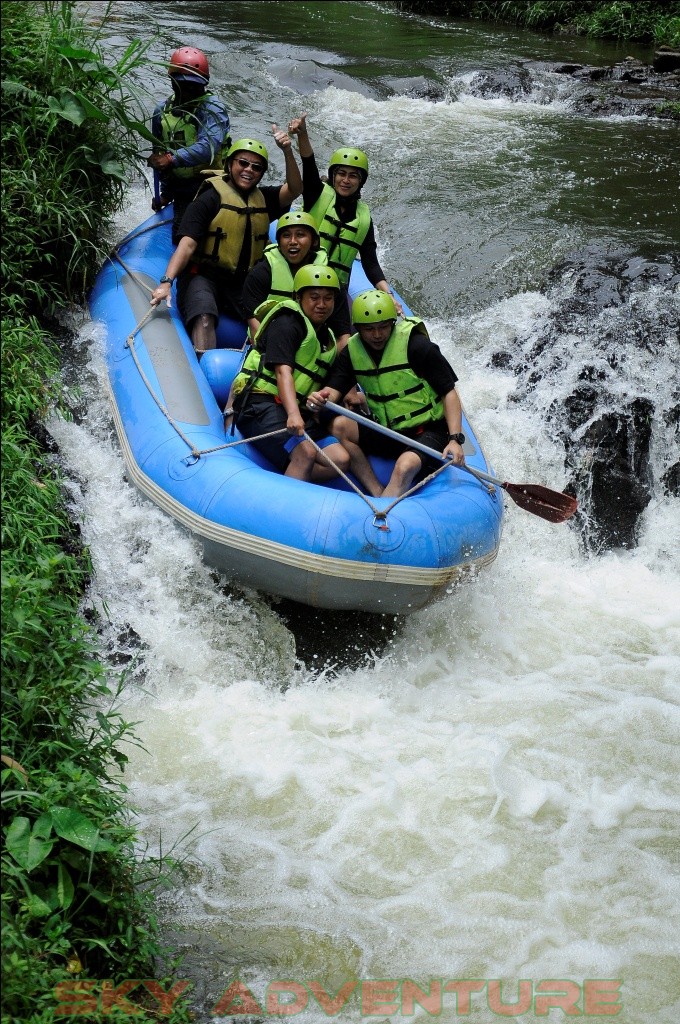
[52,3,680,1021]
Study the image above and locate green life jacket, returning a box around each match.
[159,97,230,180]
[308,183,371,286]
[260,245,329,310]
[232,299,337,402]
[196,174,270,274]
[347,318,444,430]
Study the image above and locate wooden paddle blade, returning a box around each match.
[503,483,578,523]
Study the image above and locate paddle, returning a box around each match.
[322,400,577,524]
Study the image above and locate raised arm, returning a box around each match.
[271,124,302,206]
[288,113,324,210]
[288,112,312,159]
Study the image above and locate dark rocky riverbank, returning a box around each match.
[491,251,680,553]
[545,49,680,118]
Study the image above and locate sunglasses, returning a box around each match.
[234,157,265,173]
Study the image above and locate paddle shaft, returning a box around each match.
[323,400,500,488]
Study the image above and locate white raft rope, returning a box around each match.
[111,251,449,521]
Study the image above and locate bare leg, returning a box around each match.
[310,442,351,483]
[285,440,317,481]
[191,313,217,354]
[382,452,422,497]
[332,418,383,498]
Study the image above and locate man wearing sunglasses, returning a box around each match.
[151,129,302,356]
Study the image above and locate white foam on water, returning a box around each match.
[52,277,680,1022]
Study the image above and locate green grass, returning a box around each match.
[656,99,680,118]
[393,1,680,46]
[1,4,193,1021]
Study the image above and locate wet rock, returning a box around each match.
[414,83,446,100]
[477,56,680,118]
[662,461,680,496]
[509,249,680,552]
[489,350,514,370]
[654,47,680,74]
[563,384,599,432]
[571,89,670,119]
[661,405,680,497]
[387,75,446,100]
[566,399,655,552]
[398,57,678,118]
[466,64,532,99]
[553,63,584,75]
[550,55,680,118]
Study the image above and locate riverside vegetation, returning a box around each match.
[1,3,192,1020]
[391,0,680,47]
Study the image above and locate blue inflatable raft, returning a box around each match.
[89,208,503,614]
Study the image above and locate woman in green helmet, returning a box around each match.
[287,113,402,348]
[231,266,351,482]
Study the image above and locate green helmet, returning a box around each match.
[328,147,369,183]
[352,289,397,325]
[276,210,319,241]
[293,265,340,292]
[227,138,269,170]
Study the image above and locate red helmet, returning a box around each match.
[168,47,209,85]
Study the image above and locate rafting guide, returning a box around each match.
[148,46,231,242]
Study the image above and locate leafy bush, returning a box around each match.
[1,0,155,314]
[1,4,192,1021]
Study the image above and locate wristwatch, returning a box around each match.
[448,432,465,445]
[159,275,173,285]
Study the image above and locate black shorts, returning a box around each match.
[357,418,449,471]
[235,395,341,471]
[177,267,246,328]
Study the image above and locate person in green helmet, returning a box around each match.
[150,127,302,356]
[230,266,351,482]
[287,113,401,348]
[308,289,466,498]
[241,209,350,343]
